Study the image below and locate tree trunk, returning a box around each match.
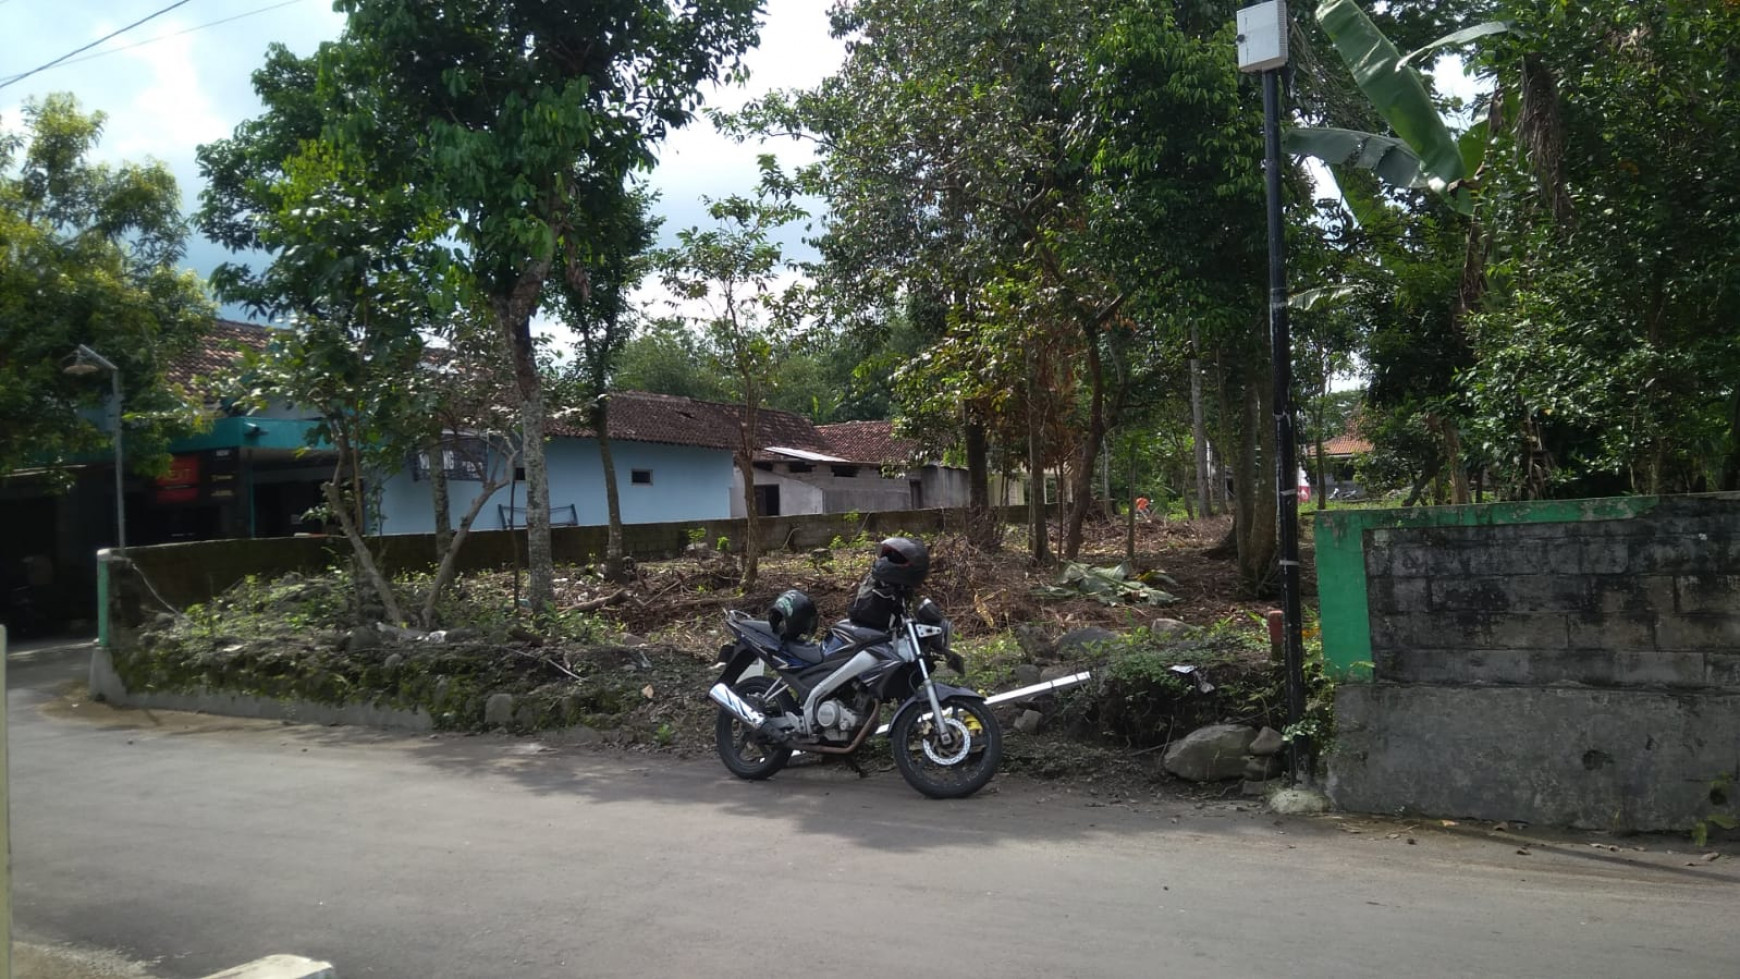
[429,440,453,562]
[1445,420,1471,504]
[738,392,761,591]
[1025,350,1051,566]
[593,399,628,583]
[419,459,515,628]
[322,478,405,626]
[1191,324,1213,518]
[1234,352,1278,596]
[1063,322,1108,559]
[1125,438,1137,567]
[964,417,996,548]
[493,258,555,610]
[1313,394,1329,511]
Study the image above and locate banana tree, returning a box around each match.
[1284,0,1510,212]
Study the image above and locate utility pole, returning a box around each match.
[1237,1,1308,781]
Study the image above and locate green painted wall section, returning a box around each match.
[168,416,321,453]
[1311,496,1669,678]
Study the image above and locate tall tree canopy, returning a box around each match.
[1,94,213,480]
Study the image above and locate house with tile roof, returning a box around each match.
[12,322,1004,628]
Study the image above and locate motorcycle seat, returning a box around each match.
[737,618,827,664]
[829,620,891,646]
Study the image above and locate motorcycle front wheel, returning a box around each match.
[891,696,1002,799]
[715,675,795,781]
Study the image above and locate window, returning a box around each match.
[787,462,813,474]
[411,436,489,482]
[830,465,859,478]
[631,469,653,485]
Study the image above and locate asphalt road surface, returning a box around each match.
[10,640,1737,978]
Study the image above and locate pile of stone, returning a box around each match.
[1160,722,1288,796]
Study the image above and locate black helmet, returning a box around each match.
[871,536,929,588]
[768,589,818,641]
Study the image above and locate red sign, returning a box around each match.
[155,454,201,504]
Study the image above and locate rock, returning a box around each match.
[1162,723,1259,782]
[1055,626,1120,659]
[684,541,713,558]
[1012,664,1043,688]
[345,625,382,654]
[442,627,480,642]
[1150,618,1190,638]
[433,677,451,706]
[617,633,647,648]
[152,612,177,628]
[1244,754,1283,780]
[1039,665,1077,683]
[484,693,515,728]
[1014,709,1045,735]
[1268,786,1330,815]
[564,725,603,746]
[1014,623,1055,661]
[382,653,404,672]
[1249,726,1285,757]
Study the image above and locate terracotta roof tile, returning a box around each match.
[1322,435,1372,456]
[814,420,917,465]
[163,319,276,387]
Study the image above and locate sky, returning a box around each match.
[2,1,1485,348]
[0,0,845,326]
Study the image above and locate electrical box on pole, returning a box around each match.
[1236,1,1289,73]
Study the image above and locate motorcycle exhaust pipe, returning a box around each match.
[708,682,767,729]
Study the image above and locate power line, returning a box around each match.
[15,0,306,77]
[0,0,198,92]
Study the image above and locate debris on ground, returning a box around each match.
[1034,562,1180,606]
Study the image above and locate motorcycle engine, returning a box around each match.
[814,699,860,740]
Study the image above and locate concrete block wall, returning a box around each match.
[1315,493,1740,831]
[1363,497,1740,689]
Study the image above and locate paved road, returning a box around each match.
[9,641,1737,978]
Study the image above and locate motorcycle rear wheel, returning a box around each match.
[891,696,1002,799]
[715,675,795,781]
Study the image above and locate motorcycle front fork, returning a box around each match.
[910,621,954,749]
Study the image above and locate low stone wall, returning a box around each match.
[1315,493,1740,831]
[89,646,435,732]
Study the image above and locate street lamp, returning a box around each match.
[1237,1,1308,780]
[64,344,126,552]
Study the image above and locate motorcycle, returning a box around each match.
[707,538,1002,799]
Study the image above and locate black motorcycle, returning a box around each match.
[707,538,1002,799]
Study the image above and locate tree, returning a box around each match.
[752,0,1272,577]
[1460,0,1740,496]
[323,0,763,610]
[197,45,514,628]
[0,94,213,480]
[656,173,808,590]
[554,186,659,582]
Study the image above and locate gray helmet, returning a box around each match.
[871,536,929,588]
[768,589,818,641]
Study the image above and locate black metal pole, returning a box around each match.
[1263,67,1308,781]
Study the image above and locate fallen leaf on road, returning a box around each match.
[1702,852,1721,863]
[641,684,654,699]
[1440,820,1458,827]
[1515,848,1531,856]
[1494,822,1510,832]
